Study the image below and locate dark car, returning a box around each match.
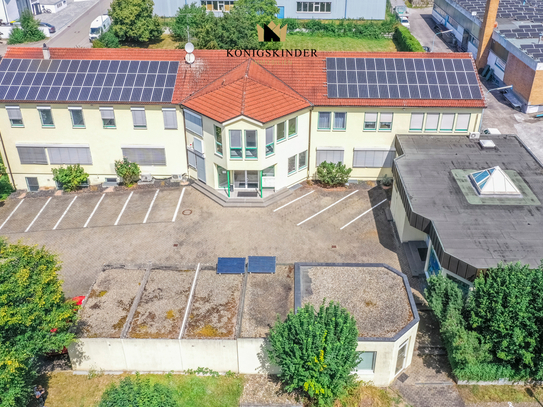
[422,46,431,52]
[39,22,55,33]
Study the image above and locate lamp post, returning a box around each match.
[478,85,513,132]
[431,29,452,52]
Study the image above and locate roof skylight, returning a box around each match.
[469,166,521,196]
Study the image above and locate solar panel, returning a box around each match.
[217,257,245,274]
[247,256,276,274]
[0,59,179,103]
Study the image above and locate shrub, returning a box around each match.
[98,374,177,407]
[52,164,89,192]
[281,18,298,31]
[115,157,141,186]
[393,25,424,52]
[380,174,393,187]
[316,161,352,187]
[92,39,105,48]
[0,162,14,200]
[98,31,120,48]
[7,27,26,44]
[269,301,361,406]
[8,10,46,44]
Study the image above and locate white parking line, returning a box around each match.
[297,190,358,226]
[115,191,134,226]
[0,199,25,230]
[25,197,52,233]
[340,199,387,230]
[143,189,159,224]
[53,196,78,230]
[273,190,315,212]
[84,194,105,228]
[172,188,186,222]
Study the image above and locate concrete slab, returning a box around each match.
[146,188,184,224]
[1,198,50,234]
[85,192,128,228]
[116,190,155,226]
[27,195,74,232]
[56,194,102,230]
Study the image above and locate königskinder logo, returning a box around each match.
[257,22,287,42]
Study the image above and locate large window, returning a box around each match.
[121,147,166,166]
[357,352,376,374]
[266,126,274,156]
[395,340,409,375]
[201,0,234,11]
[48,147,92,165]
[37,106,54,127]
[379,113,393,131]
[297,1,331,12]
[353,149,395,168]
[69,107,85,128]
[288,117,297,137]
[245,130,257,159]
[316,148,344,165]
[162,108,178,129]
[131,107,147,129]
[288,155,297,174]
[277,121,286,142]
[318,112,331,129]
[455,113,471,131]
[6,106,23,127]
[100,107,116,128]
[17,146,48,165]
[299,150,307,169]
[185,110,203,135]
[214,126,223,156]
[409,113,424,131]
[333,112,346,130]
[230,130,242,159]
[425,113,439,131]
[364,113,377,130]
[440,113,455,131]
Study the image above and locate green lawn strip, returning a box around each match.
[284,34,397,52]
[457,385,543,404]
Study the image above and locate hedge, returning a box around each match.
[392,25,424,52]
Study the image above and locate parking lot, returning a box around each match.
[0,183,410,298]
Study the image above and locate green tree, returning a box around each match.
[268,301,361,406]
[8,10,45,44]
[316,161,352,187]
[0,241,78,406]
[52,164,89,192]
[214,5,259,50]
[98,30,120,48]
[234,0,279,27]
[171,3,208,41]
[109,0,163,43]
[99,374,177,407]
[115,157,141,187]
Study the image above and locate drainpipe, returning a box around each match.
[307,106,313,181]
[344,0,347,19]
[0,132,16,189]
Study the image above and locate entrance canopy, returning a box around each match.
[469,166,521,196]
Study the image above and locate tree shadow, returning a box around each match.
[526,387,543,406]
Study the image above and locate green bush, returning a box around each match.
[92,39,105,48]
[269,301,361,406]
[52,164,89,192]
[98,374,177,407]
[7,27,26,44]
[316,161,352,187]
[9,10,46,44]
[281,18,298,31]
[98,31,120,48]
[392,25,424,51]
[0,163,14,200]
[115,157,141,186]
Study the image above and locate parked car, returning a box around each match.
[39,22,56,33]
[400,17,410,29]
[422,46,430,52]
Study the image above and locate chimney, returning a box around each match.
[476,0,500,71]
[42,44,50,60]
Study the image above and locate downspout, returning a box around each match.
[344,0,347,19]
[307,106,313,181]
[0,132,16,189]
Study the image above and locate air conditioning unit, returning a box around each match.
[469,132,480,140]
[171,174,183,182]
[140,173,153,183]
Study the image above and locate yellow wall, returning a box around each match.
[0,104,187,190]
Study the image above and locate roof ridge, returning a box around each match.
[240,60,250,115]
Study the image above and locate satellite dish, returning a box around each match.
[185,42,195,53]
[185,53,195,64]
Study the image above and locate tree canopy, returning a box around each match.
[109,0,163,43]
[0,241,78,406]
[8,10,45,45]
[234,0,279,26]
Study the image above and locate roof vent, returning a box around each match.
[479,139,496,149]
[469,166,521,196]
[42,44,50,60]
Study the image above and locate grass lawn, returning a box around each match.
[457,385,543,404]
[29,372,244,407]
[121,34,181,50]
[284,34,397,52]
[336,383,411,407]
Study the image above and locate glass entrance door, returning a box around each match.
[234,170,259,189]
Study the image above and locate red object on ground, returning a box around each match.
[72,296,85,306]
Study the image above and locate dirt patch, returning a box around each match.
[184,270,243,339]
[128,269,195,339]
[78,269,144,338]
[240,374,302,406]
[241,265,294,338]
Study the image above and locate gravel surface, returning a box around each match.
[78,269,144,338]
[302,266,413,338]
[241,266,294,338]
[128,269,195,339]
[240,374,303,406]
[184,270,243,339]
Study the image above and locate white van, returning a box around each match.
[89,15,111,42]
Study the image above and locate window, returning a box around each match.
[131,107,147,129]
[262,166,275,177]
[353,149,395,168]
[277,121,286,142]
[266,126,274,156]
[395,340,409,375]
[193,137,203,154]
[333,112,346,130]
[296,2,331,12]
[6,106,23,127]
[357,352,376,374]
[100,107,115,128]
[288,155,297,174]
[185,110,203,135]
[318,112,331,129]
[364,113,377,130]
[245,130,257,159]
[425,113,439,131]
[37,106,54,127]
[68,107,85,128]
[288,117,297,137]
[409,113,424,131]
[298,150,307,169]
[48,147,92,165]
[214,126,223,156]
[26,177,39,192]
[440,113,455,131]
[379,113,393,131]
[121,147,166,166]
[202,0,234,11]
[230,130,242,159]
[162,108,178,129]
[17,146,48,165]
[455,113,471,131]
[316,148,344,165]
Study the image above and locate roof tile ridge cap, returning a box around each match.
[240,60,251,115]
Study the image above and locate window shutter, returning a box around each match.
[316,149,344,165]
[365,112,377,122]
[131,108,147,127]
[353,149,395,168]
[230,130,242,148]
[410,113,424,130]
[17,146,48,165]
[455,113,470,130]
[100,108,115,119]
[185,110,203,135]
[122,148,166,165]
[440,113,455,130]
[266,126,274,144]
[6,106,22,120]
[426,113,439,130]
[352,150,365,167]
[188,150,196,168]
[162,108,178,129]
[48,147,93,165]
[380,113,393,122]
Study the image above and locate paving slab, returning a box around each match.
[1,198,51,234]
[85,192,130,228]
[55,194,102,230]
[145,188,184,224]
[26,195,75,232]
[116,189,156,226]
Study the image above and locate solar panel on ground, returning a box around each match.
[0,58,179,103]
[247,256,276,274]
[217,257,246,274]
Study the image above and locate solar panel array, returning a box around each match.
[520,43,543,61]
[0,58,179,103]
[499,24,543,40]
[326,57,482,100]
[454,0,543,22]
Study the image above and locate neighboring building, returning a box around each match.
[391,134,543,289]
[0,47,485,203]
[0,0,31,23]
[433,0,543,113]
